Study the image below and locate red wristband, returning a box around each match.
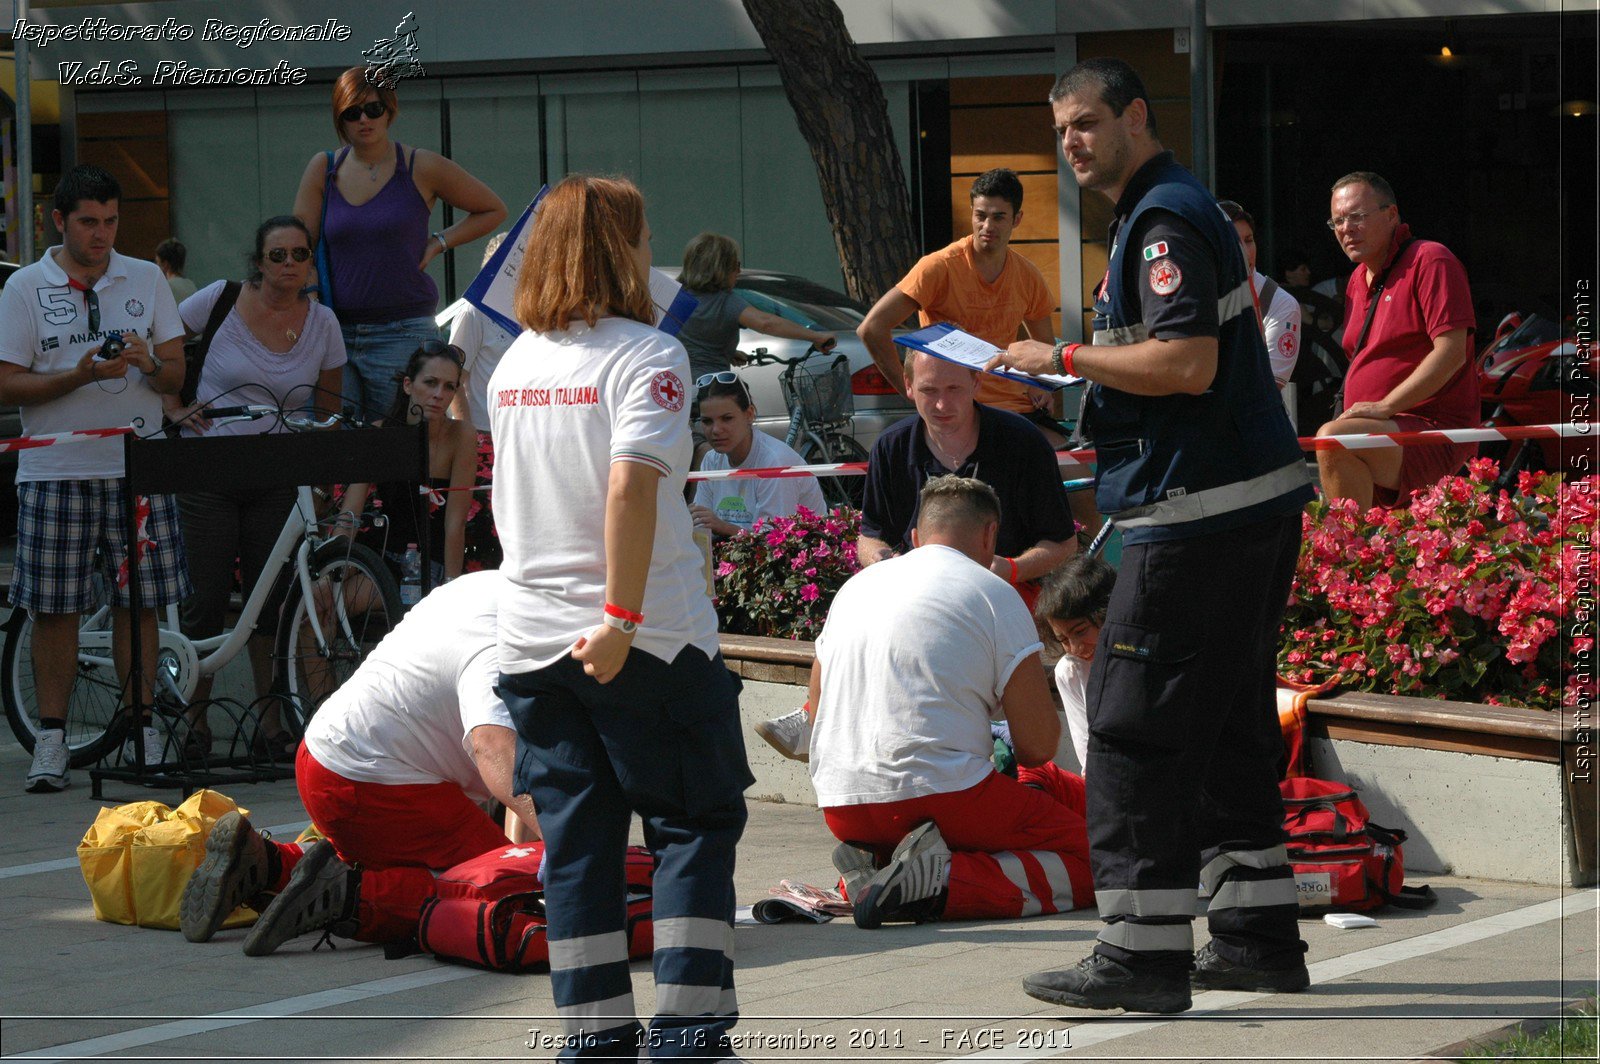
[1006,557,1019,584]
[1061,342,1081,378]
[603,602,644,625]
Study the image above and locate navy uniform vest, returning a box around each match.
[1087,153,1312,544]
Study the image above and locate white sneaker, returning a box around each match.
[25,729,71,792]
[753,707,811,762]
[122,724,166,768]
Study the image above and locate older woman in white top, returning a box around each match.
[165,216,344,756]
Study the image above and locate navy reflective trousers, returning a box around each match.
[1085,512,1308,974]
[500,646,752,1060]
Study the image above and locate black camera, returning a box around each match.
[96,336,126,361]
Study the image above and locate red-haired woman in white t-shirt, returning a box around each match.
[488,175,751,1059]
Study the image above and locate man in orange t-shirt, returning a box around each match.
[859,168,1057,420]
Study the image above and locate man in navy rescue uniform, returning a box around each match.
[991,57,1313,1014]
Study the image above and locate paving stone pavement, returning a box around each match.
[0,726,1595,1064]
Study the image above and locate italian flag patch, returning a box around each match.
[1143,241,1169,260]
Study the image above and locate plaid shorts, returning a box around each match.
[12,479,192,614]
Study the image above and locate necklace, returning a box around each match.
[928,433,974,471]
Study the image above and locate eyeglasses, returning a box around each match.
[266,247,312,264]
[339,100,388,123]
[1326,205,1391,231]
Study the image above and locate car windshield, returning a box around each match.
[733,274,867,330]
[1489,314,1564,355]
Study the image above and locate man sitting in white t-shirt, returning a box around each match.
[690,375,827,537]
[178,570,541,954]
[808,475,1094,928]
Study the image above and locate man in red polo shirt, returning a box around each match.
[1316,172,1478,509]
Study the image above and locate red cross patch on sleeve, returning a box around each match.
[650,370,685,411]
[1148,259,1182,296]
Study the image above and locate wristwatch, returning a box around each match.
[602,602,643,634]
[143,351,165,376]
[602,612,638,634]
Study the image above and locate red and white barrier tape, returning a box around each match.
[689,421,1590,481]
[0,425,134,454]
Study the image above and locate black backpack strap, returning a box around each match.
[1347,237,1414,361]
[1257,275,1282,317]
[1335,237,1412,411]
[180,281,242,406]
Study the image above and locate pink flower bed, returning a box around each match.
[1279,459,1593,710]
[713,506,860,641]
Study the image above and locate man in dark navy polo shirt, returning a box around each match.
[858,349,1076,605]
[991,57,1312,1015]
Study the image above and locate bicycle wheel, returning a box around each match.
[804,433,869,511]
[274,540,402,725]
[2,605,124,768]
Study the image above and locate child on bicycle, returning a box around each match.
[675,232,836,468]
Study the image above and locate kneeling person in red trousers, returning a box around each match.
[809,475,1094,928]
[179,570,540,953]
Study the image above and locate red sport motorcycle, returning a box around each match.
[1476,312,1596,491]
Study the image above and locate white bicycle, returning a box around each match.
[2,407,404,767]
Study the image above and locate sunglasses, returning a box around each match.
[266,247,312,264]
[83,286,100,334]
[339,100,388,123]
[696,371,741,388]
[418,339,465,365]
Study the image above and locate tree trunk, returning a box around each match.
[741,0,920,305]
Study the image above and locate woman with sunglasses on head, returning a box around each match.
[690,375,826,538]
[293,67,506,421]
[163,216,346,757]
[489,176,752,1060]
[338,341,478,586]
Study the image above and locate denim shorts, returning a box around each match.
[340,315,441,424]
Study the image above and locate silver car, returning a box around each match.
[668,268,914,454]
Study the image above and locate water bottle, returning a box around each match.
[400,544,423,606]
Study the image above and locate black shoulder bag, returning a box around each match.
[1334,238,1412,412]
[179,281,243,406]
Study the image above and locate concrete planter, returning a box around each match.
[721,635,1597,888]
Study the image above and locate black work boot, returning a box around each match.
[1190,941,1310,993]
[1023,952,1192,1014]
[181,811,275,943]
[241,840,360,956]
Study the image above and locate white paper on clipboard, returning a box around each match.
[896,323,1081,391]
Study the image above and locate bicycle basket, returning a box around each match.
[780,355,854,424]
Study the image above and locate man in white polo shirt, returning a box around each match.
[809,475,1094,929]
[0,165,188,791]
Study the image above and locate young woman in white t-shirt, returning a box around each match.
[1035,554,1117,776]
[488,175,751,1059]
[690,376,827,538]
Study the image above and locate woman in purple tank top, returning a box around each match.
[294,67,505,422]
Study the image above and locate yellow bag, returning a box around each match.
[77,789,261,931]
